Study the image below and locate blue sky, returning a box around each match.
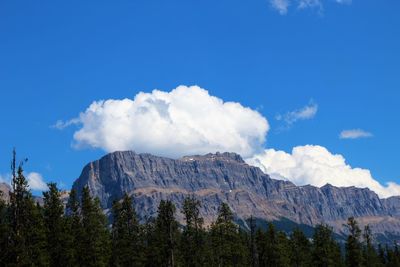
[0,0,399,196]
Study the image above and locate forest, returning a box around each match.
[1,158,400,267]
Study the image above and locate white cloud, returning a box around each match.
[51,118,80,130]
[27,172,48,191]
[62,85,269,158]
[276,101,318,128]
[270,0,350,14]
[340,129,373,139]
[247,145,400,198]
[270,0,290,15]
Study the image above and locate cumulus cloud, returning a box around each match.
[27,172,48,191]
[276,101,318,128]
[270,0,349,14]
[339,129,373,139]
[247,145,400,198]
[60,85,269,158]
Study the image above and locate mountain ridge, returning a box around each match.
[71,150,400,240]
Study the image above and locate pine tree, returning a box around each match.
[7,150,49,266]
[264,223,280,266]
[377,244,387,266]
[142,216,158,267]
[394,244,400,267]
[386,244,400,267]
[289,228,312,267]
[43,182,71,266]
[28,202,50,266]
[181,196,205,267]
[312,224,343,267]
[362,225,381,267]
[247,216,259,267]
[255,228,268,267]
[277,231,291,267]
[210,202,247,266]
[111,193,142,267]
[154,200,180,267]
[79,186,111,267]
[65,188,82,266]
[254,223,291,267]
[345,217,363,267]
[0,190,10,265]
[264,223,288,267]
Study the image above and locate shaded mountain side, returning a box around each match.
[72,151,400,241]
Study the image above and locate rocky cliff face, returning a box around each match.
[72,151,400,239]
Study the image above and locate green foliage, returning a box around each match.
[6,150,49,266]
[111,193,142,267]
[79,186,111,267]
[386,244,400,267]
[65,188,82,266]
[255,223,290,267]
[141,217,158,267]
[346,217,363,267]
[0,191,10,265]
[180,196,206,267]
[247,216,258,267]
[312,224,344,267]
[289,228,312,267]
[154,200,180,267]
[362,225,382,267]
[209,202,248,267]
[43,182,71,266]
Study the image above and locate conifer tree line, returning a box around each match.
[1,152,400,267]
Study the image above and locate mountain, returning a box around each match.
[0,182,11,203]
[72,151,400,241]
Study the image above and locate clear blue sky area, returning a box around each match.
[0,0,399,191]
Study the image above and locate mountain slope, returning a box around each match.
[72,151,400,239]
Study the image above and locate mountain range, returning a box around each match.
[70,151,400,242]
